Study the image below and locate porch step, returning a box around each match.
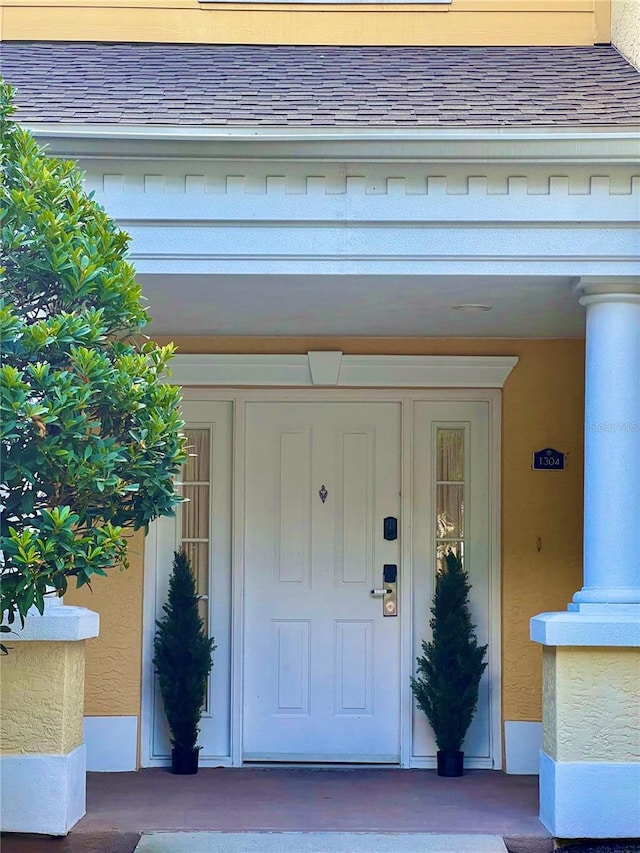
[135,831,508,852]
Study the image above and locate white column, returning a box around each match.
[531,277,640,840]
[572,281,640,607]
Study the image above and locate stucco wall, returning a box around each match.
[1,0,606,46]
[0,642,85,754]
[499,339,585,721]
[65,530,145,717]
[543,646,640,762]
[611,0,640,69]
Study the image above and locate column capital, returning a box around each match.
[574,275,640,304]
[4,600,99,642]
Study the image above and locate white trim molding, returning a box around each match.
[539,751,640,838]
[169,354,518,389]
[27,125,640,167]
[504,721,542,775]
[0,745,86,835]
[84,717,138,772]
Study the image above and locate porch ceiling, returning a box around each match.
[140,273,583,338]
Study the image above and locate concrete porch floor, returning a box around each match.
[2,767,553,853]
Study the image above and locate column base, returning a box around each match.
[0,743,86,835]
[539,750,640,838]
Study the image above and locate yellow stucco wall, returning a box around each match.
[542,646,558,758]
[0,641,85,754]
[543,646,640,762]
[1,0,609,46]
[61,336,583,731]
[65,530,145,717]
[499,339,585,722]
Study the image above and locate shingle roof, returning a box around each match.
[3,42,640,127]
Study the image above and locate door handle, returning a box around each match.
[372,565,398,617]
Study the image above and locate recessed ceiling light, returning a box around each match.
[452,304,493,312]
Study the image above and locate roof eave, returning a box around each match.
[25,122,640,165]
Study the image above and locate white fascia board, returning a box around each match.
[26,124,640,165]
[25,123,640,142]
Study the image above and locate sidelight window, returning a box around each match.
[178,428,212,633]
[435,426,466,574]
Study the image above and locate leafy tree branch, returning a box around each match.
[0,81,187,648]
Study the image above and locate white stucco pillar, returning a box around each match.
[0,599,99,835]
[531,276,640,840]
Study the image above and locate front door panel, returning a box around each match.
[243,402,401,762]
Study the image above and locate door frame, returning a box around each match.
[142,354,515,769]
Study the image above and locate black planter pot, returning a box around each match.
[436,750,464,777]
[171,747,199,775]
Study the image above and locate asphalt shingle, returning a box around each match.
[2,42,639,127]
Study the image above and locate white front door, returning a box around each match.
[243,402,401,762]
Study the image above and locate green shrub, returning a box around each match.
[153,549,215,752]
[410,550,488,752]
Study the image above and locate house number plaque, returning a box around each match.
[532,448,566,470]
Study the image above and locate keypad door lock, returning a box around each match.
[370,564,398,617]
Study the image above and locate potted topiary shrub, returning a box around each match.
[410,549,487,777]
[153,549,215,774]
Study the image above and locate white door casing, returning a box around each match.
[242,402,401,762]
[143,400,233,765]
[141,376,507,769]
[411,401,494,765]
